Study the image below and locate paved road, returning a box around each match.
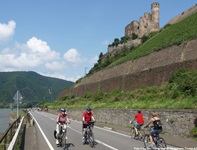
[30,111,176,150]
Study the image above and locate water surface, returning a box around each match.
[0,109,14,133]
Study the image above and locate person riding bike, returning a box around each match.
[130,111,144,135]
[55,108,70,147]
[82,106,95,143]
[143,111,163,148]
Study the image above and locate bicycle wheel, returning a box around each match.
[62,133,67,149]
[89,131,95,148]
[143,134,151,149]
[156,137,167,148]
[130,127,136,139]
[138,130,145,141]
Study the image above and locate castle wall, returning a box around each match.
[57,39,197,98]
[125,2,160,38]
[107,39,141,54]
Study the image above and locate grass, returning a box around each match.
[44,69,197,110]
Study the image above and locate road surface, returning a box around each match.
[29,110,172,150]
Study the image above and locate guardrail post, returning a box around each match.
[30,118,34,126]
[4,135,7,150]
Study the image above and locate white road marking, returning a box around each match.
[30,112,55,150]
[96,140,119,150]
[33,112,177,149]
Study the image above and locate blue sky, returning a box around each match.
[0,0,196,82]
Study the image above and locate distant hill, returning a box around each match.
[0,71,74,107]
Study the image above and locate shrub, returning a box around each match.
[169,69,197,97]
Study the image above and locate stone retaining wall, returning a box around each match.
[57,39,197,98]
[64,108,197,138]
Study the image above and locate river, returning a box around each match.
[0,108,16,134]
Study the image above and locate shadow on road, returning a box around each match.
[64,143,74,150]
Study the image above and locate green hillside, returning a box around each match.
[52,11,197,110]
[88,12,197,75]
[111,12,197,67]
[0,71,74,108]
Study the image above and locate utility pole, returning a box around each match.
[13,90,23,119]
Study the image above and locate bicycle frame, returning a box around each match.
[130,121,144,141]
[58,123,67,149]
[84,121,95,148]
[144,126,166,149]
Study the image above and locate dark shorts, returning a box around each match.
[150,129,162,136]
[82,124,88,129]
[135,123,143,129]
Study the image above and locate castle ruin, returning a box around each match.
[125,2,160,38]
[108,2,160,54]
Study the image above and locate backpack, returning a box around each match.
[153,118,162,129]
[54,130,57,139]
[156,120,162,127]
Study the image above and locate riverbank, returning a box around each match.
[0,109,12,134]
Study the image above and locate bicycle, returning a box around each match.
[143,126,167,149]
[83,121,96,148]
[57,123,68,150]
[129,121,145,141]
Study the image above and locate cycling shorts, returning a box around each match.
[135,123,143,129]
[82,124,88,129]
[150,129,162,136]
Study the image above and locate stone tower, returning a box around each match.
[125,2,160,38]
[151,2,160,31]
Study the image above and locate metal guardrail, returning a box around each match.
[8,116,24,150]
[0,116,24,150]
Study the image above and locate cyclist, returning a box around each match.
[55,108,70,147]
[130,111,144,136]
[82,106,95,143]
[143,111,163,148]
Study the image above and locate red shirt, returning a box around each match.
[135,113,144,124]
[82,111,93,124]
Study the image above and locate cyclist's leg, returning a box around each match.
[149,130,157,147]
[130,127,136,138]
[82,124,87,143]
[82,125,87,137]
[56,124,60,145]
[134,124,139,134]
[135,123,143,135]
[138,124,144,140]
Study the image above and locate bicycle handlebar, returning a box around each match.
[144,125,154,130]
[57,122,68,125]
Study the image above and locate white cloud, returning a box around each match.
[45,61,65,71]
[65,76,81,82]
[27,37,50,53]
[0,37,59,70]
[38,71,81,82]
[0,32,87,82]
[63,48,82,63]
[39,72,67,80]
[26,37,59,61]
[0,20,16,44]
